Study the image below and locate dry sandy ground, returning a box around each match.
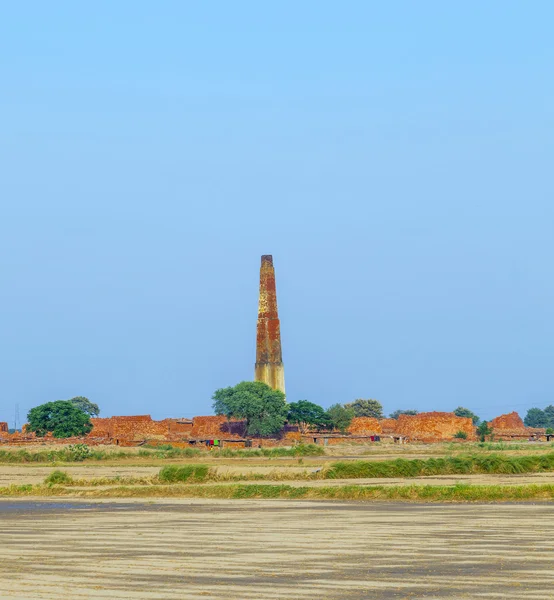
[3,464,554,488]
[0,499,553,599]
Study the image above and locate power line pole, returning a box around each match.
[14,403,20,432]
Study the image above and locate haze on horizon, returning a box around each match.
[1,2,553,425]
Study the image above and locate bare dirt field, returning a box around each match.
[3,464,554,489]
[1,499,553,599]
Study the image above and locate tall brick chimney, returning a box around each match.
[255,255,285,394]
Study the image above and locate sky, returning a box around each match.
[1,1,553,425]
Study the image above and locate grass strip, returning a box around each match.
[2,482,554,502]
[325,453,554,479]
[0,443,324,464]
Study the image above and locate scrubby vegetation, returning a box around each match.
[44,470,73,485]
[324,453,554,479]
[211,443,324,458]
[139,446,202,459]
[2,481,554,503]
[158,465,210,483]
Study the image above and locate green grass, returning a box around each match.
[138,446,202,459]
[3,481,554,502]
[44,470,73,485]
[210,444,324,458]
[325,453,554,479]
[158,464,211,483]
[0,448,135,463]
[0,443,323,464]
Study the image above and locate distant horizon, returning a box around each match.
[1,2,552,425]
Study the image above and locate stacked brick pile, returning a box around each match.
[379,419,398,434]
[348,417,382,435]
[489,411,544,440]
[394,411,476,442]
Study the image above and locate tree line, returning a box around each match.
[18,385,554,440]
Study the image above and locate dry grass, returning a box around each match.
[3,481,554,502]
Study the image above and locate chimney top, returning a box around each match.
[261,255,273,265]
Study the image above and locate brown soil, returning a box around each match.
[0,499,553,599]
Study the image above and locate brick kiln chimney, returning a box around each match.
[255,255,285,394]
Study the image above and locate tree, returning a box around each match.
[27,401,93,438]
[345,399,383,419]
[212,381,287,436]
[389,409,419,419]
[453,407,480,425]
[524,408,548,428]
[543,405,554,428]
[69,396,100,417]
[477,421,492,442]
[287,400,331,433]
[326,404,355,433]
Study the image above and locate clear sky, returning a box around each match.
[1,1,553,425]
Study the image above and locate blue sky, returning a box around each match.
[1,1,553,424]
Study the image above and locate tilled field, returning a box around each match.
[1,499,553,599]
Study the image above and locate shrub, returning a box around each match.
[158,465,210,483]
[67,444,92,461]
[453,431,468,439]
[44,470,73,485]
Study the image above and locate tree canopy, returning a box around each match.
[287,400,331,433]
[326,404,355,433]
[389,409,419,419]
[524,407,553,428]
[27,401,93,438]
[453,407,480,425]
[69,396,100,417]
[212,381,287,436]
[477,421,492,442]
[345,399,383,419]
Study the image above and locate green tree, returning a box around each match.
[287,400,331,433]
[389,409,419,419]
[345,399,383,419]
[453,407,480,425]
[69,396,100,417]
[27,401,93,438]
[212,381,287,436]
[326,404,355,433]
[477,421,492,442]
[543,405,554,428]
[524,408,548,428]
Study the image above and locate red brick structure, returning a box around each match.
[394,411,476,442]
[0,422,8,433]
[489,411,544,440]
[255,255,285,393]
[379,419,398,434]
[88,416,192,443]
[348,417,382,435]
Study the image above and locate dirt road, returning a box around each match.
[1,498,553,599]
